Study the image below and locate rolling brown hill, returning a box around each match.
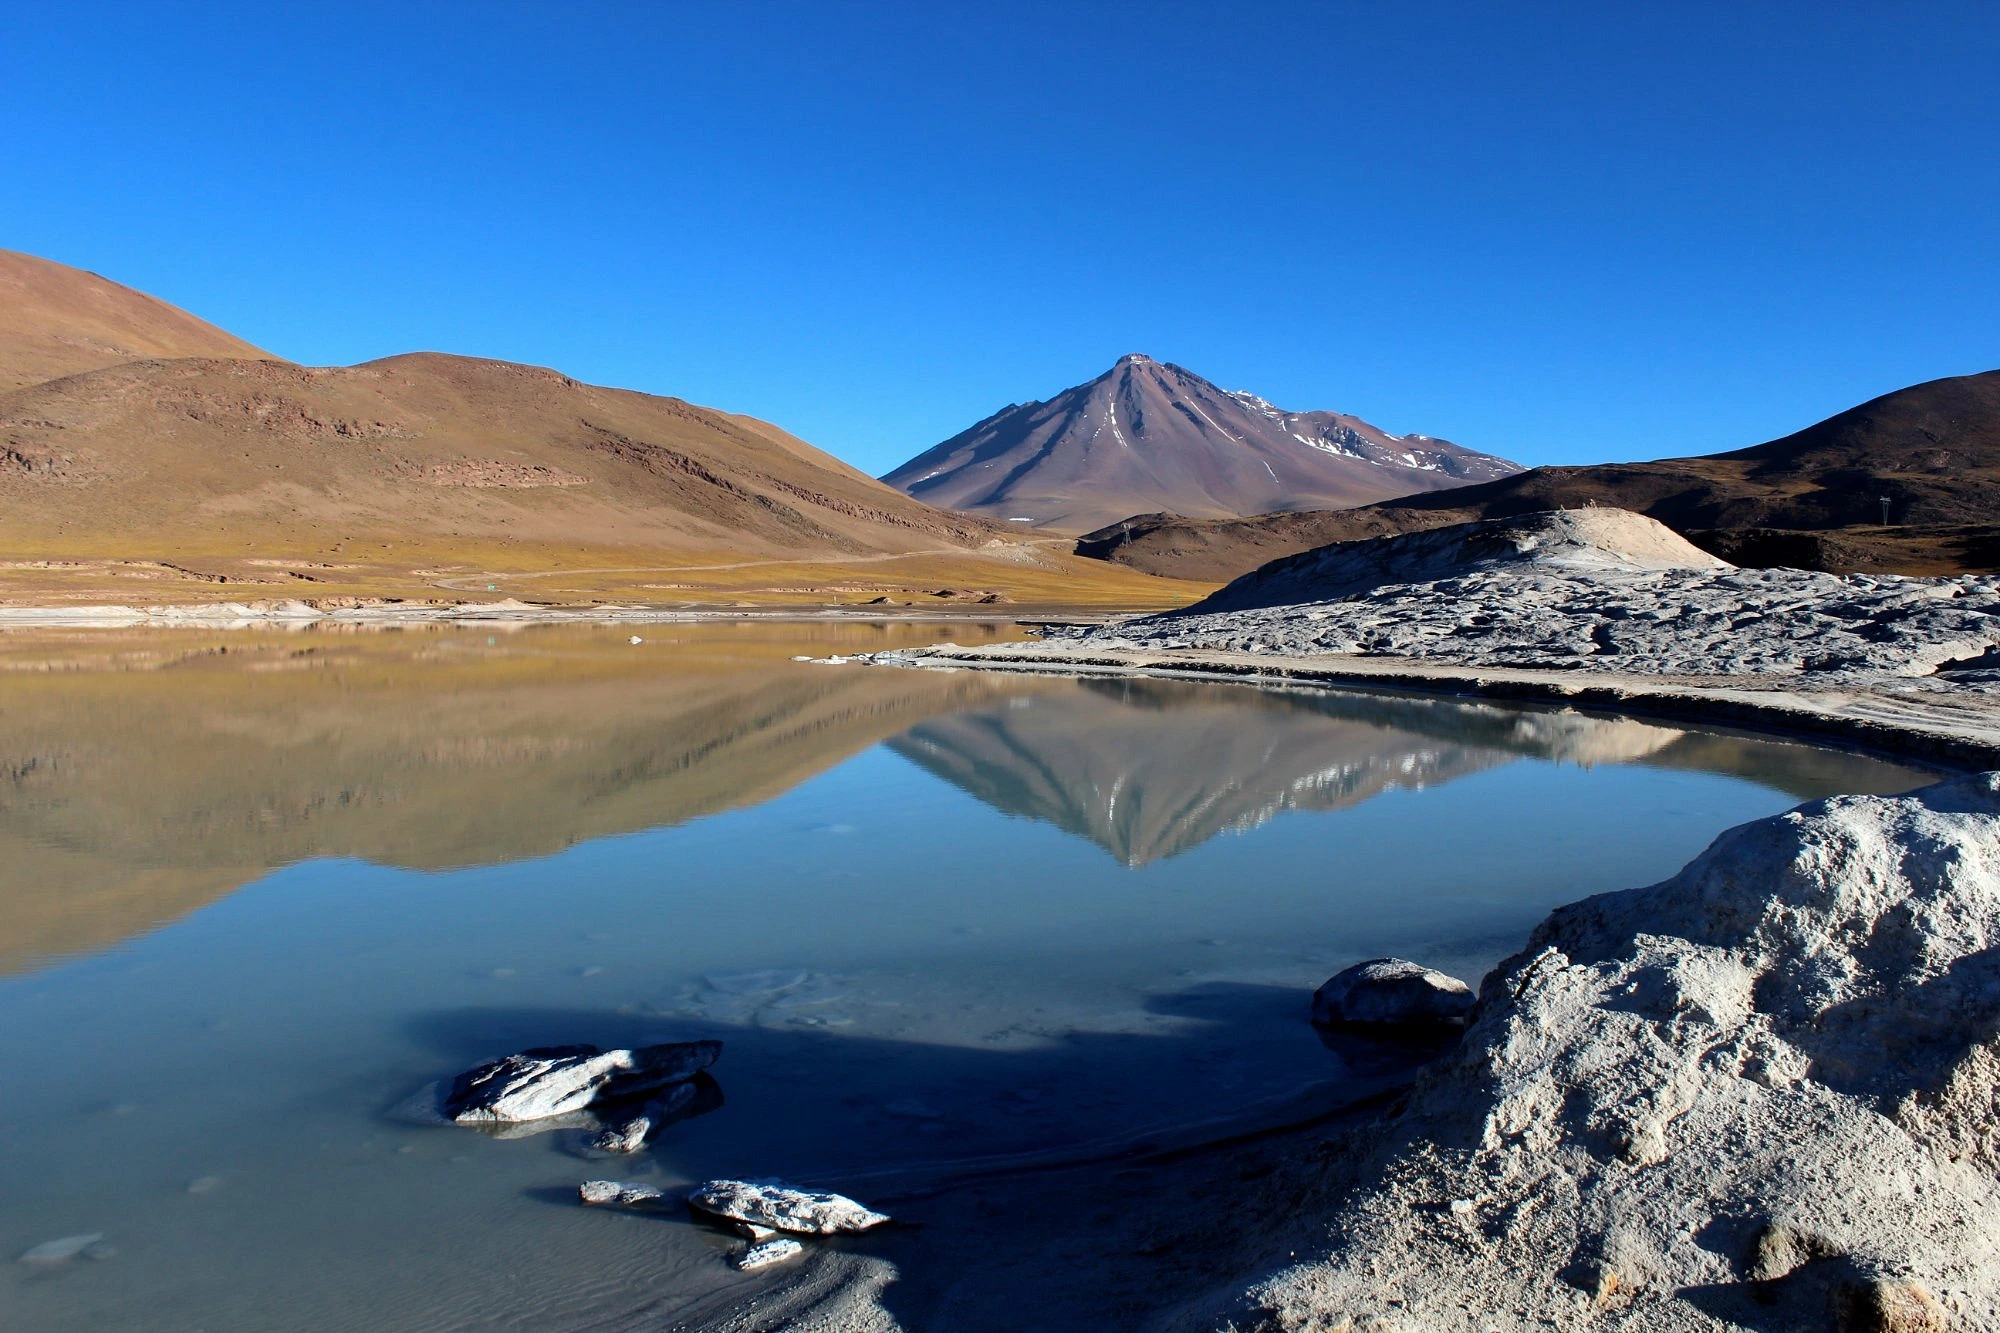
[882,353,1517,533]
[0,351,996,555]
[0,249,272,392]
[1078,370,2000,579]
[0,251,1213,610]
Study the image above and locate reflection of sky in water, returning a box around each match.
[0,661,1933,1331]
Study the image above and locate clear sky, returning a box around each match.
[5,2,1997,474]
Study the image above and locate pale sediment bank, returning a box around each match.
[0,599,1100,630]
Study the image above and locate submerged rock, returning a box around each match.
[686,1180,889,1235]
[1311,958,1474,1030]
[735,1238,806,1270]
[586,1078,703,1154]
[19,1233,110,1264]
[589,1117,652,1155]
[443,1039,720,1125]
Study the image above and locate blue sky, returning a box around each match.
[5,2,1997,474]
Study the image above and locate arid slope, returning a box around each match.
[0,249,273,393]
[0,251,1213,610]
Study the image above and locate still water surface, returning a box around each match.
[0,623,1932,1329]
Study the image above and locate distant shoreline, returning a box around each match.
[0,601,1120,630]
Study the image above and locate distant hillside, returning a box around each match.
[883,354,1518,533]
[0,351,997,559]
[1079,370,2000,579]
[0,249,272,392]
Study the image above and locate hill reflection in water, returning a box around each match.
[0,624,1929,974]
[0,620,1034,973]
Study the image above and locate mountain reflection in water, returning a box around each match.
[0,625,1928,973]
[889,677,1925,865]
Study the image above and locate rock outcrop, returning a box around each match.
[1051,510,2000,682]
[1191,508,1732,615]
[1223,772,2000,1331]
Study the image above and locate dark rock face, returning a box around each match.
[1311,958,1475,1031]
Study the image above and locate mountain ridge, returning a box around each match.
[1077,369,2000,579]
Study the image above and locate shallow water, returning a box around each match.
[0,623,1934,1329]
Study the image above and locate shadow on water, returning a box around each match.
[401,979,1405,1186]
[397,979,1450,1327]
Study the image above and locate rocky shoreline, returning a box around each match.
[771,512,2000,1330]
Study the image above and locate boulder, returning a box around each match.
[686,1180,889,1235]
[1311,958,1475,1030]
[443,1039,720,1124]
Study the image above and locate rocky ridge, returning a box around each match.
[1048,511,2000,684]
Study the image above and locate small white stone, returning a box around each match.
[735,1238,804,1270]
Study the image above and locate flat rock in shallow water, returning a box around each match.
[687,1180,889,1235]
[443,1040,720,1124]
[19,1233,108,1264]
[1311,958,1474,1030]
[578,1180,667,1208]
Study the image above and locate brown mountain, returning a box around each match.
[1078,370,2000,579]
[0,351,995,557]
[0,248,271,392]
[881,354,1519,534]
[0,251,1219,610]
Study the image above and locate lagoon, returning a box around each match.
[0,623,1932,1329]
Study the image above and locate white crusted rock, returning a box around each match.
[442,1039,720,1125]
[1312,958,1474,1030]
[1226,772,2000,1331]
[578,1180,666,1208]
[687,1180,889,1235]
[1053,510,2000,684]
